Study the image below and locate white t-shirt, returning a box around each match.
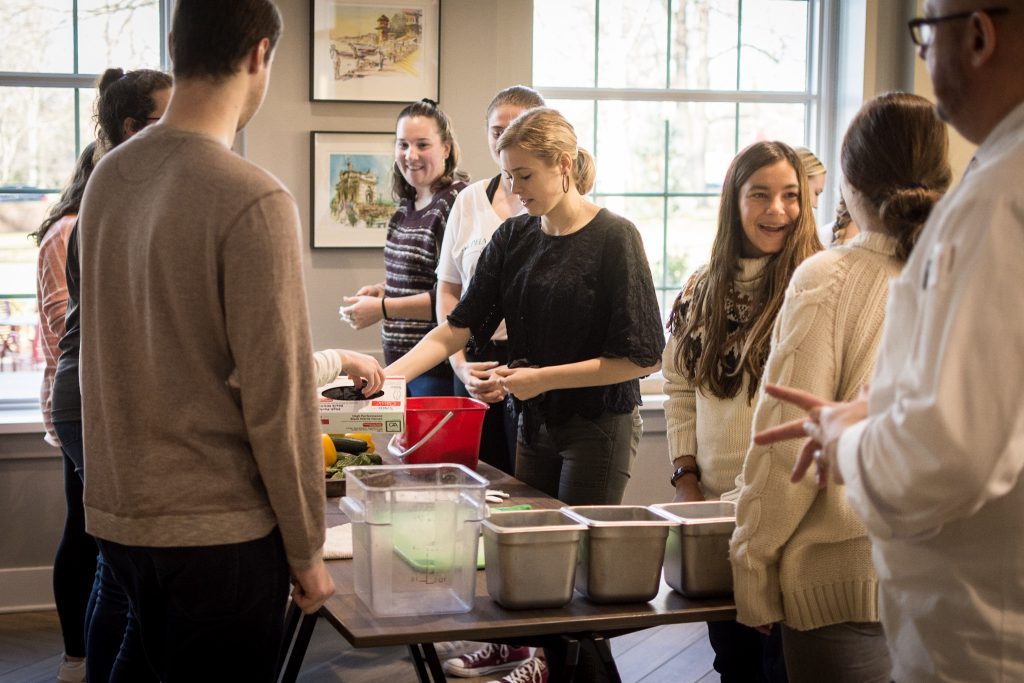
[436,177,526,342]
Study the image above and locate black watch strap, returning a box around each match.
[670,464,701,487]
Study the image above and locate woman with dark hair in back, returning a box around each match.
[49,66,172,683]
[729,92,951,683]
[340,98,469,397]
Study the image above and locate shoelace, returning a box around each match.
[460,642,504,665]
[503,657,545,683]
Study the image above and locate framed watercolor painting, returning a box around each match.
[310,131,397,248]
[310,0,441,103]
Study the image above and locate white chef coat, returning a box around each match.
[837,101,1024,683]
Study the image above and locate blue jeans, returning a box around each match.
[407,373,455,398]
[98,529,291,682]
[52,420,149,682]
[514,409,636,505]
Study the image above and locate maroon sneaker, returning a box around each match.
[486,656,548,683]
[442,643,532,678]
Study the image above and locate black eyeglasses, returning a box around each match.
[908,7,1009,47]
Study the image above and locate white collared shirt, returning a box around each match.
[837,101,1024,683]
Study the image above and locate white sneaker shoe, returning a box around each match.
[57,655,86,683]
[432,640,483,660]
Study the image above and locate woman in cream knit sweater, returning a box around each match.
[729,92,951,682]
[664,140,822,681]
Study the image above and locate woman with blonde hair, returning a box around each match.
[393,108,663,681]
[795,146,827,209]
[729,92,951,682]
[663,140,822,680]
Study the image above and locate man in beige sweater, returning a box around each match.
[77,1,332,679]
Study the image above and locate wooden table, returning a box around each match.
[278,462,736,682]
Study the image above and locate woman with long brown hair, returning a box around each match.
[49,66,172,683]
[729,92,951,683]
[663,140,822,681]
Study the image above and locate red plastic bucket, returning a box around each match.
[387,397,489,469]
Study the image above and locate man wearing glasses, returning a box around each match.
[758,2,1024,681]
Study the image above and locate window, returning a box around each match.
[0,1,168,401]
[534,0,833,315]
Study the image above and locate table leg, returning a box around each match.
[542,635,581,682]
[278,605,318,683]
[590,634,623,683]
[408,643,446,682]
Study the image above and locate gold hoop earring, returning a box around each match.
[562,174,570,193]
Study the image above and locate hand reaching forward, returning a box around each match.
[337,350,385,396]
[754,384,868,488]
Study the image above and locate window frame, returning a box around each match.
[533,0,841,307]
[0,0,173,195]
[0,0,172,410]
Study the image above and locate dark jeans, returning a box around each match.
[780,622,891,683]
[453,340,516,475]
[407,373,455,398]
[515,410,636,506]
[53,420,145,682]
[97,529,291,682]
[51,421,96,658]
[708,619,788,683]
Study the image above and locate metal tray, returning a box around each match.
[651,501,736,597]
[482,509,586,609]
[561,506,673,604]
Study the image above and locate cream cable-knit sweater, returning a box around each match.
[663,256,770,499]
[730,232,901,631]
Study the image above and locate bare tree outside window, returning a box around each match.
[535,0,819,317]
[0,0,162,395]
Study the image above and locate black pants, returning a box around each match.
[453,340,517,475]
[98,529,291,682]
[708,619,789,682]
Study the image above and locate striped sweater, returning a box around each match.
[382,181,466,377]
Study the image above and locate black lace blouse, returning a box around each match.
[449,208,664,427]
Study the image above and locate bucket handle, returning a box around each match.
[386,410,456,459]
[339,495,365,522]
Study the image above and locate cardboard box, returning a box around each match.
[318,376,406,434]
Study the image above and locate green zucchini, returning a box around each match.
[330,436,369,454]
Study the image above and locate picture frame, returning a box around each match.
[310,0,441,103]
[310,131,397,248]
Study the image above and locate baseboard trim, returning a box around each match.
[0,566,55,613]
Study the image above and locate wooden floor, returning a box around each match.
[0,610,716,682]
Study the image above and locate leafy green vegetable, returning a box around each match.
[324,451,383,479]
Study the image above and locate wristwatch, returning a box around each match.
[670,464,702,487]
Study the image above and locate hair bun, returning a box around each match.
[98,68,126,94]
[879,187,941,260]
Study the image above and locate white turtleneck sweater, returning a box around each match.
[730,232,901,631]
[662,256,770,499]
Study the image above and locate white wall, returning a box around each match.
[245,0,533,356]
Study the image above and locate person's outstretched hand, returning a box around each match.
[336,350,385,395]
[754,384,868,488]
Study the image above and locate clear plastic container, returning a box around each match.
[340,464,489,617]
